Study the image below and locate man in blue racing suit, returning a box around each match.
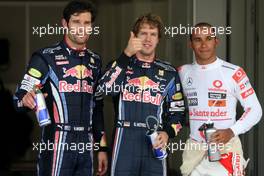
[96,13,185,176]
[14,1,107,175]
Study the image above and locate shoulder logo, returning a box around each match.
[28,68,42,78]
[232,68,246,83]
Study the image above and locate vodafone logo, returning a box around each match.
[232,68,246,83]
[213,80,222,88]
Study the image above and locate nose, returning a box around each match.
[145,34,151,41]
[201,40,207,48]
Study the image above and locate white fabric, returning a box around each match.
[178,58,262,141]
[180,137,245,176]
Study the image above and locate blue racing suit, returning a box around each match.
[14,40,107,176]
[96,53,185,176]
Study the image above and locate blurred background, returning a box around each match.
[0,0,263,175]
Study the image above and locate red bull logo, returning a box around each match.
[122,89,162,106]
[127,76,160,91]
[59,80,93,93]
[63,65,93,79]
[124,76,162,105]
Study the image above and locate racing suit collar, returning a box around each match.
[193,57,221,70]
[133,57,154,68]
[61,39,88,57]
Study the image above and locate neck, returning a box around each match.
[196,55,217,65]
[136,52,155,62]
[64,35,86,50]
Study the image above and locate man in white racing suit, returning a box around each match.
[178,22,262,176]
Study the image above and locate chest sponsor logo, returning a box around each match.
[189,108,227,117]
[232,68,246,83]
[59,80,93,93]
[55,54,67,60]
[56,61,69,65]
[63,65,93,79]
[122,89,162,106]
[213,80,223,88]
[208,80,226,92]
[186,91,197,97]
[241,88,254,99]
[188,98,198,106]
[208,92,226,99]
[208,100,226,107]
[186,77,193,87]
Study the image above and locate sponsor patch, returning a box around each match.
[188,98,198,106]
[208,92,226,99]
[28,68,42,78]
[111,61,117,68]
[23,74,41,85]
[208,100,226,107]
[213,80,223,88]
[189,108,227,117]
[20,85,32,92]
[172,92,183,100]
[158,70,164,76]
[122,90,162,106]
[171,123,182,135]
[239,79,250,91]
[170,100,184,107]
[63,65,93,79]
[59,80,93,93]
[176,83,181,91]
[241,88,254,99]
[186,91,197,97]
[186,77,193,86]
[55,54,67,60]
[90,57,95,64]
[232,68,246,83]
[56,61,69,65]
[169,107,185,112]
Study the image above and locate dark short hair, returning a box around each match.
[190,22,215,41]
[63,0,97,23]
[132,13,163,39]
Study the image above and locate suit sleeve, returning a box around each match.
[162,71,185,138]
[14,52,49,112]
[230,67,262,136]
[92,59,108,152]
[96,52,131,96]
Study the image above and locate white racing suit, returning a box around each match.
[178,57,262,176]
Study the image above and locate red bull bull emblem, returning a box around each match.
[63,65,93,79]
[127,76,160,91]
